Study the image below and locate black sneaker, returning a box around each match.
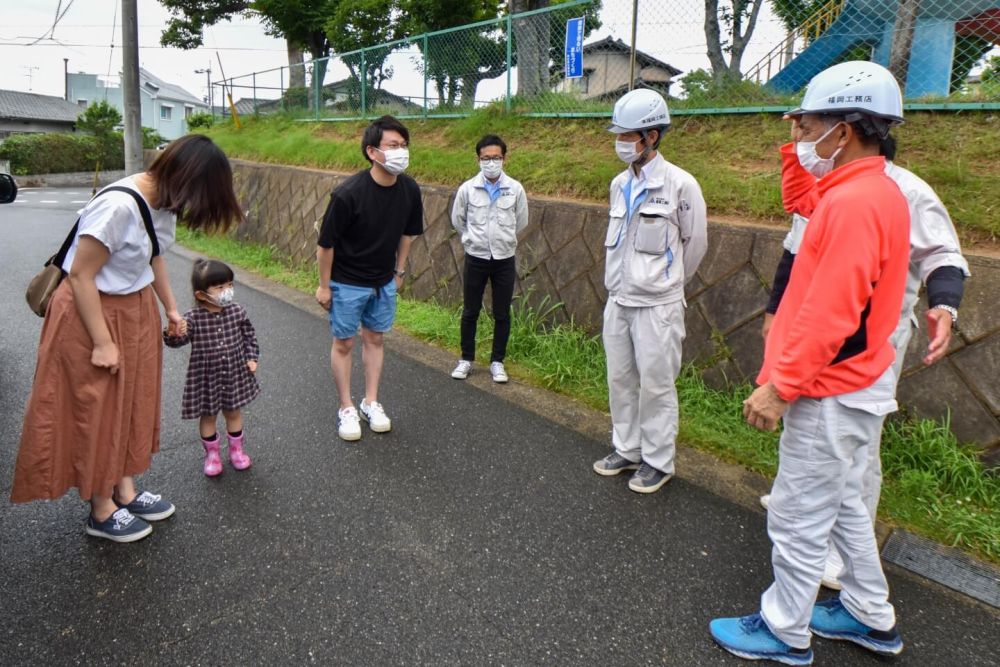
[85,508,153,543]
[593,452,641,476]
[628,462,672,493]
[116,491,175,522]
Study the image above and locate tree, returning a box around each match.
[769,0,825,32]
[77,100,122,136]
[158,1,331,93]
[704,0,765,83]
[76,100,122,171]
[325,0,400,104]
[887,0,920,91]
[399,0,500,108]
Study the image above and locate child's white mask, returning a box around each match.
[212,287,235,307]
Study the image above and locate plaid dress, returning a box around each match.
[165,303,260,419]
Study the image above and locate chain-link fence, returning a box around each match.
[212,0,1000,122]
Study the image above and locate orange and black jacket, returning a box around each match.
[758,155,910,402]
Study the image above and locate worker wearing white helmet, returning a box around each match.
[711,62,912,665]
[591,88,708,494]
[760,117,970,593]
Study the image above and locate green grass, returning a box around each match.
[201,109,1000,243]
[174,226,1000,564]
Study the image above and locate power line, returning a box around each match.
[0,40,284,52]
[104,0,118,100]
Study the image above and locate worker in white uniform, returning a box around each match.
[710,62,913,665]
[591,88,707,494]
[760,135,970,591]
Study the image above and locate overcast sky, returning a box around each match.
[5,1,990,108]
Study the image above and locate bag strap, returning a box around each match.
[50,185,160,269]
[98,185,160,261]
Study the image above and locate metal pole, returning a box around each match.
[121,0,143,174]
[360,49,367,118]
[253,72,258,114]
[280,66,285,111]
[423,34,429,118]
[628,0,639,91]
[506,14,513,111]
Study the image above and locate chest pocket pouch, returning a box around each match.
[605,207,627,247]
[635,213,669,255]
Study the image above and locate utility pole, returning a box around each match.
[64,59,69,100]
[122,0,143,175]
[195,65,212,113]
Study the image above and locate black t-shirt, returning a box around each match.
[317,170,424,287]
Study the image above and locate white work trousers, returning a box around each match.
[825,318,915,575]
[603,299,685,475]
[761,369,898,649]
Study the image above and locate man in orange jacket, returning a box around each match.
[710,62,912,665]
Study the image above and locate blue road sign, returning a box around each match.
[565,17,584,79]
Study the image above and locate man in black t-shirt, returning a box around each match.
[316,115,424,442]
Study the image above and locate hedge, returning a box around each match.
[0,133,124,175]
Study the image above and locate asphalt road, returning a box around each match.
[1,188,997,666]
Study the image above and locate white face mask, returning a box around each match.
[479,158,503,180]
[615,138,644,164]
[376,147,409,175]
[796,123,844,178]
[210,286,235,307]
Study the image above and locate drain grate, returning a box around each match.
[882,529,1000,608]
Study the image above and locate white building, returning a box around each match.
[67,68,208,140]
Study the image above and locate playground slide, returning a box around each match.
[766,0,1000,97]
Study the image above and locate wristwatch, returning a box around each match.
[932,305,958,325]
[394,268,406,278]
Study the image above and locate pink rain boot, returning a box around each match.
[227,431,252,471]
[201,434,223,477]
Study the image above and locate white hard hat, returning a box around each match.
[788,61,903,125]
[607,88,670,134]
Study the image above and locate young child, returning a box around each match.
[449,134,529,383]
[165,259,260,476]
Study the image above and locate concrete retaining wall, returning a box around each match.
[227,158,1000,460]
[14,170,126,188]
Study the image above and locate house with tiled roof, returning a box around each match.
[0,89,81,140]
[551,37,683,100]
[67,68,208,140]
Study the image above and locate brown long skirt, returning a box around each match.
[11,280,163,503]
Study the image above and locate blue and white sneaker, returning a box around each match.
[116,491,175,522]
[628,462,672,493]
[710,613,814,665]
[592,452,640,476]
[810,597,903,656]
[85,508,153,543]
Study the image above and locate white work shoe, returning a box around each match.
[490,361,508,384]
[822,551,844,590]
[760,493,771,510]
[451,359,472,379]
[338,406,362,441]
[360,399,392,433]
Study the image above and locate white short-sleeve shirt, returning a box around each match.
[61,176,177,295]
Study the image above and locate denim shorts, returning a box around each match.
[329,279,397,339]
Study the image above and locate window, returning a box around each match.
[184,105,194,118]
[160,105,173,121]
[77,99,88,107]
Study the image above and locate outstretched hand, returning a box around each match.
[924,308,953,366]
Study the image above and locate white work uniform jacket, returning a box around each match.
[604,153,708,306]
[451,172,529,260]
[784,162,970,335]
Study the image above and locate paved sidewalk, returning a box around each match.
[1,191,997,665]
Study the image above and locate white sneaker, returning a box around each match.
[360,399,392,433]
[760,494,771,510]
[490,361,508,384]
[821,551,844,590]
[338,406,362,441]
[451,360,472,379]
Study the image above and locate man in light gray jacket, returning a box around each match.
[450,135,529,383]
[592,89,708,493]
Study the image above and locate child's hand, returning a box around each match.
[247,360,258,373]
[166,311,187,337]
